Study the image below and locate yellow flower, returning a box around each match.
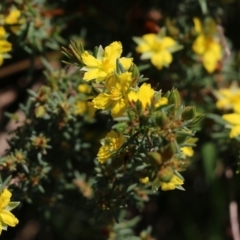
[181,137,198,157]
[128,83,154,109]
[154,96,168,108]
[160,175,184,191]
[222,108,240,138]
[0,40,12,53]
[3,9,24,34]
[181,146,194,157]
[81,41,133,82]
[77,84,91,94]
[4,9,21,25]
[0,27,6,38]
[134,33,180,69]
[92,72,132,117]
[192,18,222,73]
[0,39,12,66]
[0,26,12,66]
[214,82,240,112]
[97,130,125,164]
[75,101,87,115]
[0,189,19,234]
[139,177,149,184]
[75,101,96,118]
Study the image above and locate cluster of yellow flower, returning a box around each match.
[134,18,222,73]
[0,7,23,66]
[215,82,240,138]
[76,41,200,191]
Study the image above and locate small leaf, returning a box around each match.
[201,142,217,181]
[6,202,20,211]
[151,178,160,193]
[206,113,227,125]
[22,164,29,174]
[127,183,137,193]
[1,175,12,190]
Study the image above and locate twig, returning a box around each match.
[217,25,231,61]
[230,201,240,240]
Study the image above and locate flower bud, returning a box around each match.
[168,89,181,113]
[148,152,162,166]
[161,142,176,160]
[189,113,204,126]
[130,64,140,83]
[168,89,180,106]
[158,166,174,182]
[181,106,196,120]
[155,112,168,128]
[35,105,46,118]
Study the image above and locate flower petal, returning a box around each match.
[0,40,12,53]
[229,126,240,138]
[222,113,240,125]
[83,69,107,81]
[0,220,2,235]
[0,27,6,38]
[111,100,126,117]
[155,97,168,108]
[142,34,157,46]
[208,41,222,60]
[5,10,21,25]
[192,35,206,55]
[0,189,11,209]
[92,93,111,110]
[171,175,184,185]
[0,210,18,227]
[161,37,176,49]
[104,41,122,60]
[160,182,176,191]
[0,54,3,66]
[203,51,218,73]
[181,146,194,157]
[119,57,133,70]
[151,50,172,69]
[128,91,138,103]
[193,18,203,34]
[81,51,100,67]
[139,83,155,109]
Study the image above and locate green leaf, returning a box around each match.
[201,142,217,181]
[127,183,137,193]
[151,178,160,193]
[198,0,208,14]
[22,164,29,174]
[206,113,227,125]
[6,202,20,211]
[1,175,12,191]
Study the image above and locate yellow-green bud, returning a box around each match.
[168,89,181,113]
[190,113,204,126]
[161,142,176,160]
[35,105,46,118]
[155,112,168,128]
[158,166,174,182]
[176,130,193,144]
[130,64,140,82]
[148,152,162,166]
[181,106,196,120]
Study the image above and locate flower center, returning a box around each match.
[110,87,122,101]
[101,59,114,74]
[151,40,164,52]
